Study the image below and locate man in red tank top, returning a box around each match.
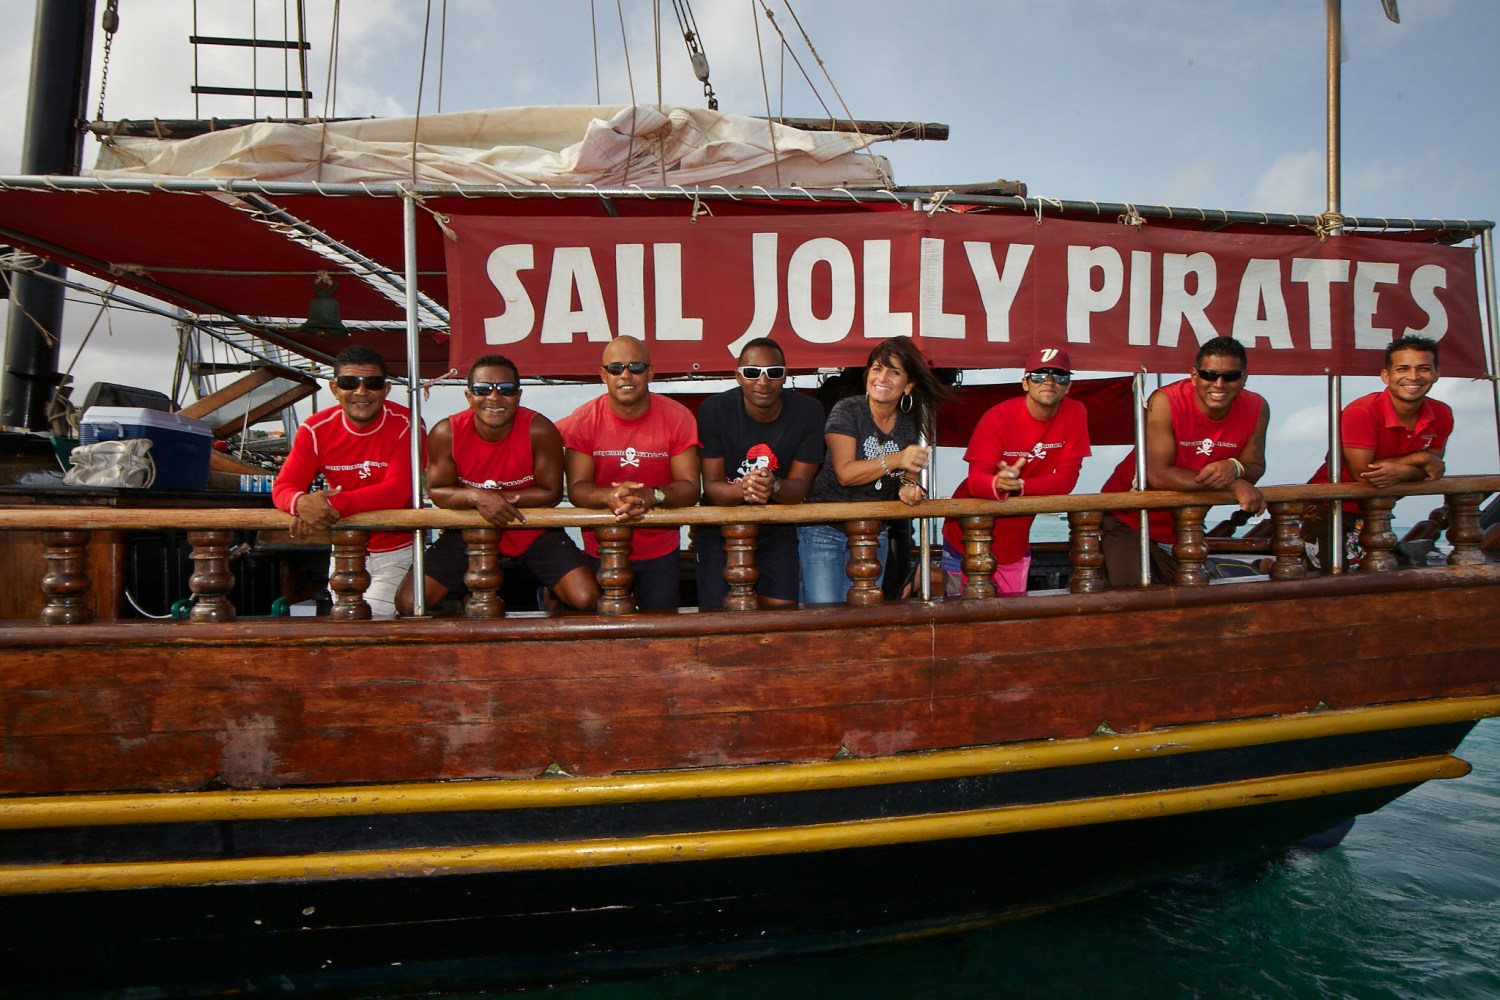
[395,356,599,615]
[1100,336,1270,587]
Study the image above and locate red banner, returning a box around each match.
[443,212,1487,378]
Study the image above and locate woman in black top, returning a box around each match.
[798,338,950,604]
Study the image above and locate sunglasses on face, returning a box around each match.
[334,374,388,391]
[737,365,787,380]
[601,361,650,376]
[469,381,520,397]
[1025,371,1071,386]
[1196,368,1244,384]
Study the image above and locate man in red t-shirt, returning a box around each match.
[941,347,1091,596]
[394,355,600,615]
[1301,335,1453,568]
[271,345,423,616]
[1100,336,1270,587]
[557,336,700,610]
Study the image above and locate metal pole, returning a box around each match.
[1,0,96,429]
[1324,0,1347,574]
[1481,230,1500,467]
[911,194,933,602]
[918,429,932,602]
[402,190,427,616]
[1326,0,1341,217]
[1133,370,1150,586]
[1328,372,1344,573]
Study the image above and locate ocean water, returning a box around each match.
[538,720,1500,1000]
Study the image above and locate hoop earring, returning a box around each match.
[900,391,913,414]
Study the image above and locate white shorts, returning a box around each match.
[326,544,412,618]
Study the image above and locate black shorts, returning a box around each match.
[424,527,588,594]
[584,548,682,610]
[694,524,800,608]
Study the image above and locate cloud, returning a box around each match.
[1248,150,1325,215]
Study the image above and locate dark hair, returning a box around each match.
[865,337,955,441]
[737,337,785,365]
[1385,335,1439,369]
[333,344,388,376]
[469,353,520,387]
[1194,336,1247,370]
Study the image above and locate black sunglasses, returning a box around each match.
[334,374,388,391]
[469,381,520,397]
[601,361,650,376]
[737,365,787,380]
[1196,368,1244,384]
[1025,371,1071,386]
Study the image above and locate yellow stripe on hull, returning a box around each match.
[0,754,1469,895]
[2,693,1496,832]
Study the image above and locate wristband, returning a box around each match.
[1229,458,1245,479]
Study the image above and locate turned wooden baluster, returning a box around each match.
[1357,496,1398,573]
[722,522,760,612]
[463,527,504,618]
[1067,510,1106,594]
[40,529,92,625]
[958,514,997,599]
[1171,505,1211,587]
[595,524,636,615]
[328,527,373,621]
[843,519,884,606]
[1445,492,1486,566]
[1267,501,1306,581]
[186,529,236,623]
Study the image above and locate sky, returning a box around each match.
[2,0,1498,513]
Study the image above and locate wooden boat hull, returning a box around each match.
[0,715,1482,994]
[3,564,1499,994]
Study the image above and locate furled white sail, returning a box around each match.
[89,105,893,188]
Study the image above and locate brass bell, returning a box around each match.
[297,276,347,336]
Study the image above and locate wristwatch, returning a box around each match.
[653,487,667,507]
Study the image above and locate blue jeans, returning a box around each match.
[797,522,888,605]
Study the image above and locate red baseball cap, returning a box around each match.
[1025,347,1073,373]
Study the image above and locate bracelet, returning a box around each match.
[1229,457,1245,479]
[899,477,926,493]
[877,453,892,475]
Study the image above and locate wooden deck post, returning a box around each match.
[187,529,237,623]
[958,515,997,599]
[462,527,504,618]
[721,522,760,611]
[1267,501,1307,581]
[1067,511,1106,594]
[594,524,636,615]
[1172,505,1211,586]
[843,519,885,606]
[40,529,92,625]
[1446,492,1486,566]
[328,527,373,621]
[1357,497,1398,573]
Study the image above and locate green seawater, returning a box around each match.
[544,720,1500,1000]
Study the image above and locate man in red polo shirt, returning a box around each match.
[272,345,423,616]
[941,346,1091,596]
[1302,335,1452,569]
[558,336,700,610]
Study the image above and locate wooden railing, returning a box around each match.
[2,476,1495,624]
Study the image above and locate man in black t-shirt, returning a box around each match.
[696,338,824,608]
